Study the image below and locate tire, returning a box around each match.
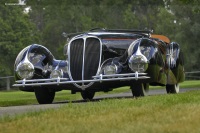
[81,91,95,100]
[131,83,149,97]
[34,88,55,104]
[166,84,179,94]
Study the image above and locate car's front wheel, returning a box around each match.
[131,83,149,97]
[81,90,95,100]
[35,88,55,104]
[166,84,179,93]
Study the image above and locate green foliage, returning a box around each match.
[123,4,139,28]
[166,0,200,70]
[0,0,199,76]
[0,2,40,76]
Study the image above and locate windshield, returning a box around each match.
[102,38,135,49]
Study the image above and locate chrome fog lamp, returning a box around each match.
[103,64,118,75]
[16,62,34,79]
[129,55,148,72]
[50,69,63,78]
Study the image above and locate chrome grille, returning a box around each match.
[69,37,101,88]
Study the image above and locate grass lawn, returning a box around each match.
[1,90,200,133]
[0,80,199,107]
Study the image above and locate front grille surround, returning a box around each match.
[68,36,102,89]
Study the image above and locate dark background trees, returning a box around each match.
[0,0,199,77]
[0,0,39,76]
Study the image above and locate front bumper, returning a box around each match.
[13,72,150,88]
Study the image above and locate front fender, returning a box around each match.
[14,44,54,80]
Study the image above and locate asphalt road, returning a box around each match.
[0,88,199,118]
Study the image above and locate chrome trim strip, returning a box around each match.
[93,72,147,78]
[67,38,72,81]
[16,78,69,83]
[82,38,86,86]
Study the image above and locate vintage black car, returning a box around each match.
[13,29,185,104]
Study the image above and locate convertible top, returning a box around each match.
[150,34,170,43]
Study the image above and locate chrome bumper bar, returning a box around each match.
[13,72,150,87]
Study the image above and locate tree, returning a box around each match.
[1,0,198,77]
[164,0,200,71]
[0,1,39,76]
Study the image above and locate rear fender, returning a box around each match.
[166,42,185,84]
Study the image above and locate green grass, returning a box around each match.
[179,80,200,88]
[1,90,200,133]
[0,80,199,107]
[0,90,82,107]
[151,80,200,89]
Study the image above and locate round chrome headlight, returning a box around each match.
[103,64,117,75]
[50,70,63,78]
[16,62,34,79]
[128,55,148,72]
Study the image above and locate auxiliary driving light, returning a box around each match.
[103,64,118,75]
[50,69,63,78]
